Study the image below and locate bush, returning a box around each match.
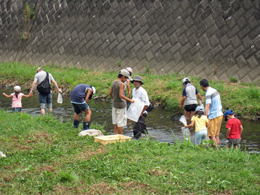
[230,76,238,83]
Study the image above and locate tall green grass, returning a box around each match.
[0,62,260,116]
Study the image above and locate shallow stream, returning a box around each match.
[0,88,259,152]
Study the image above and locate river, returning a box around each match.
[0,88,259,152]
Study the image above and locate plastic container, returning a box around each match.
[94,134,131,145]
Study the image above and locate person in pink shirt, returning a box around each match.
[2,86,32,113]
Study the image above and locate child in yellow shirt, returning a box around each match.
[185,106,209,145]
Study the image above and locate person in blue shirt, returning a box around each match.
[70,84,96,131]
[200,79,223,146]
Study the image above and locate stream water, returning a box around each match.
[0,88,259,152]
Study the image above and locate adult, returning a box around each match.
[70,84,96,130]
[200,79,223,146]
[29,67,62,115]
[180,78,203,121]
[131,75,150,139]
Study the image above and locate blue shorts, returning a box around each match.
[195,129,207,145]
[39,93,52,109]
[12,108,22,113]
[72,103,89,114]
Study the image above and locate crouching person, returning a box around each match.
[131,75,150,139]
[70,84,96,131]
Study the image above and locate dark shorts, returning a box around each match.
[12,108,22,113]
[72,103,89,114]
[184,104,197,112]
[227,138,241,147]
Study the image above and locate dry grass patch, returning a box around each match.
[77,146,106,160]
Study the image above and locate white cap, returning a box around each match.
[126,67,132,73]
[182,77,190,83]
[91,86,96,94]
[119,69,133,81]
[14,86,21,92]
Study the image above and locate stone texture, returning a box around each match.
[0,0,260,83]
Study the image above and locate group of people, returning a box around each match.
[181,78,243,148]
[2,67,243,147]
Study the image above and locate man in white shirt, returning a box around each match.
[131,75,150,139]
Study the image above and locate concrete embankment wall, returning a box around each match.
[0,0,260,83]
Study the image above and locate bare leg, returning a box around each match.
[190,111,195,120]
[40,108,45,115]
[74,113,80,120]
[184,111,189,121]
[209,136,217,147]
[48,107,53,113]
[215,135,220,145]
[118,127,123,134]
[114,125,118,134]
[84,109,91,121]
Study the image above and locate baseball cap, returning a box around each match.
[91,86,96,94]
[182,77,190,83]
[224,109,234,121]
[119,69,133,81]
[195,106,204,112]
[14,86,21,92]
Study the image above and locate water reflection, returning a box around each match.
[0,88,259,151]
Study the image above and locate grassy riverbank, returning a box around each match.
[1,62,260,117]
[0,110,260,194]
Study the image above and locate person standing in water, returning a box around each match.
[200,79,223,146]
[124,67,132,98]
[131,75,150,139]
[29,67,62,115]
[180,78,203,121]
[70,84,96,131]
[109,69,135,135]
[3,86,32,113]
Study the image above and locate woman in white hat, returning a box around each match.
[180,78,204,121]
[2,86,32,113]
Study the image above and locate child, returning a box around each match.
[109,69,135,134]
[224,109,243,149]
[124,67,132,98]
[185,106,209,145]
[2,86,32,113]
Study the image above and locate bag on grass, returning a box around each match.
[37,72,51,95]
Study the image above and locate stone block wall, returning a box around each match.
[0,0,260,83]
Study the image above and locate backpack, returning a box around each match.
[37,72,51,95]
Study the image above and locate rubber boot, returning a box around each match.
[74,120,80,128]
[83,121,90,131]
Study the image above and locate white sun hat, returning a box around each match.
[14,86,21,92]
